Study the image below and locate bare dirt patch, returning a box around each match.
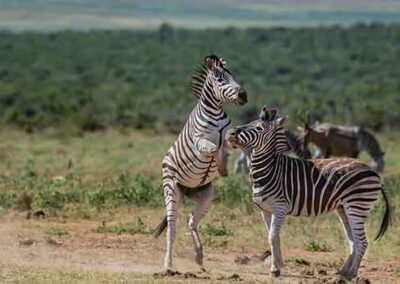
[0,212,399,283]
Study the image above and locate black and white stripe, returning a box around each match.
[226,107,391,280]
[154,55,247,270]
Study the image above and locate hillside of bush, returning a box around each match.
[0,24,399,133]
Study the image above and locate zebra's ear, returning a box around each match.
[260,106,278,121]
[205,55,218,71]
[276,115,289,126]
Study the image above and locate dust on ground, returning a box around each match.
[0,212,399,283]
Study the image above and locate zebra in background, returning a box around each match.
[301,118,385,172]
[153,55,247,271]
[226,107,391,279]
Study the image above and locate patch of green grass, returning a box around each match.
[45,227,68,236]
[199,223,233,237]
[95,218,149,235]
[305,239,331,252]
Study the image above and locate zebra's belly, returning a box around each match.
[175,158,218,188]
[253,194,287,213]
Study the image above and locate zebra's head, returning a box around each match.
[226,106,290,153]
[191,55,247,106]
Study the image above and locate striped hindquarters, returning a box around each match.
[285,158,382,217]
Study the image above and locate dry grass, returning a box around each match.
[0,129,399,282]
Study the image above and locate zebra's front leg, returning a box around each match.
[260,211,273,263]
[163,178,183,270]
[195,137,218,156]
[186,183,215,270]
[216,148,229,177]
[269,210,286,277]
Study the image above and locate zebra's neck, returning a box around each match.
[250,145,280,185]
[199,75,223,112]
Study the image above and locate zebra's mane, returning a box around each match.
[190,65,208,99]
[285,130,302,148]
[190,55,227,99]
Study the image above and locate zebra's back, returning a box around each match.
[277,157,382,217]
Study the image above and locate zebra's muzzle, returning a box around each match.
[226,128,240,147]
[236,89,247,105]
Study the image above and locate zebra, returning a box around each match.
[226,106,391,279]
[302,119,385,172]
[153,55,247,271]
[218,106,311,176]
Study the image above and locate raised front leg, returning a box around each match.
[216,148,230,177]
[269,210,286,277]
[186,183,215,270]
[194,136,218,156]
[163,176,183,270]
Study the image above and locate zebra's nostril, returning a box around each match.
[238,89,247,104]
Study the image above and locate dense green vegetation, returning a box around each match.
[0,24,399,133]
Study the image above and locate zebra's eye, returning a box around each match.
[256,126,263,131]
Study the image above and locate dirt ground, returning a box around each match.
[0,212,399,284]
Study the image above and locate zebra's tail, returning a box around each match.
[153,215,168,239]
[374,186,392,241]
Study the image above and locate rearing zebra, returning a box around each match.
[226,107,391,280]
[154,55,247,270]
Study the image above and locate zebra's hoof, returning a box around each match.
[271,270,280,277]
[195,252,204,266]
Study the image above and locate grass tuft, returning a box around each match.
[95,218,149,235]
[45,227,68,236]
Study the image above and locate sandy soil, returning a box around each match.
[0,212,399,283]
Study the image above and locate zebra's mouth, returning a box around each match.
[226,130,240,148]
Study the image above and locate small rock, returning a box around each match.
[295,258,311,266]
[317,268,328,275]
[259,249,271,261]
[355,277,371,284]
[45,237,63,246]
[302,269,314,276]
[228,274,242,280]
[234,255,251,265]
[19,238,37,246]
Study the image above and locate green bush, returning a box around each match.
[0,24,399,133]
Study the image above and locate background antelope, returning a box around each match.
[301,117,385,172]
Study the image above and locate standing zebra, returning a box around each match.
[154,55,247,271]
[226,107,391,279]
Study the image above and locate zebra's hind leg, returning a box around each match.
[339,206,369,279]
[186,183,215,270]
[268,210,286,277]
[336,206,355,276]
[163,177,183,270]
[345,214,368,278]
